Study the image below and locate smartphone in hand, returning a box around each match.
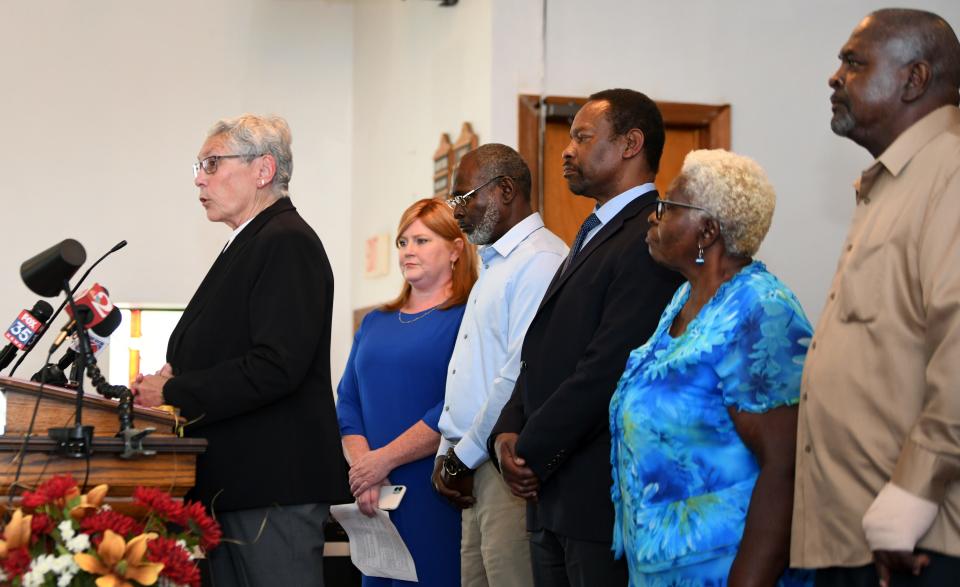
[378,485,407,511]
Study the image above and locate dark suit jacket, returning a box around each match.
[164,197,351,512]
[489,189,682,542]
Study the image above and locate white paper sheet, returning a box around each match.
[329,503,418,582]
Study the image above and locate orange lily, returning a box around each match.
[74,530,164,587]
[0,509,32,558]
[70,484,110,519]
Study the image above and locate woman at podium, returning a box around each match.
[132,114,351,586]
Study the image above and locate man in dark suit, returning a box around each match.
[489,89,682,587]
[134,114,351,586]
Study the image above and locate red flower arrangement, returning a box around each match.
[0,475,221,586]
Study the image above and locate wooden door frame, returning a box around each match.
[518,94,731,211]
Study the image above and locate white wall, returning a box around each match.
[350,0,492,310]
[1,0,355,380]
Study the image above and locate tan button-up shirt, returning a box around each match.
[792,105,960,568]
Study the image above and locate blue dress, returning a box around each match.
[609,262,813,587]
[337,306,464,587]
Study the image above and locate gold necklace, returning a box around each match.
[397,304,441,324]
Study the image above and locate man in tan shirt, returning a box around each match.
[792,9,960,586]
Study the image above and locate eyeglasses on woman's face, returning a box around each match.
[192,154,262,178]
[445,175,507,209]
[655,198,711,221]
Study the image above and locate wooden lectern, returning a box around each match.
[0,376,206,501]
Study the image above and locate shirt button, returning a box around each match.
[484,264,489,269]
[811,341,816,350]
[444,406,450,411]
[829,292,836,300]
[463,334,468,339]
[802,393,808,401]
[863,197,871,204]
[847,244,853,251]
[804,445,812,453]
[452,369,456,375]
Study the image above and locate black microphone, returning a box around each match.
[56,306,123,373]
[0,301,55,371]
[20,239,87,297]
[9,240,127,377]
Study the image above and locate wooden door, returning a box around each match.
[518,95,731,245]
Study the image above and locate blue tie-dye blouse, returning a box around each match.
[609,261,812,580]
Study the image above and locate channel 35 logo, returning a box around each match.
[4,310,43,351]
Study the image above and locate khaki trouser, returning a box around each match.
[461,460,534,587]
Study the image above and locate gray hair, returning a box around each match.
[678,149,775,258]
[207,114,293,197]
[867,9,960,92]
[462,143,533,202]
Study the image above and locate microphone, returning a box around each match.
[9,240,126,377]
[0,301,55,371]
[56,306,123,373]
[51,283,115,352]
[20,239,87,297]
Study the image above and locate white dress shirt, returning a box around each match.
[580,182,657,249]
[438,212,568,468]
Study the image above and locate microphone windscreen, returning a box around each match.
[30,300,54,323]
[91,306,122,337]
[20,239,87,297]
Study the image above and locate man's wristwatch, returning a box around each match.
[442,447,473,477]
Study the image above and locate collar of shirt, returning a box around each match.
[579,182,657,248]
[856,105,960,202]
[223,216,255,252]
[478,212,547,264]
[595,182,657,224]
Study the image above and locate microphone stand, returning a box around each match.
[47,279,94,458]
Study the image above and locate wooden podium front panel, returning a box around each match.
[0,377,206,499]
[0,437,205,497]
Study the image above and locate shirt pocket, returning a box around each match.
[837,243,888,323]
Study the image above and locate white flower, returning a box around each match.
[65,531,91,553]
[57,520,75,541]
[22,553,79,587]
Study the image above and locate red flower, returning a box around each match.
[1,546,31,578]
[80,510,144,540]
[133,487,186,524]
[29,513,55,542]
[146,537,201,587]
[183,501,222,550]
[21,475,78,508]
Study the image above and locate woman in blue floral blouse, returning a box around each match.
[610,149,813,586]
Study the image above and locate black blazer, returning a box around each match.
[164,198,351,512]
[489,190,682,542]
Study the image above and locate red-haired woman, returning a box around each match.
[337,198,478,586]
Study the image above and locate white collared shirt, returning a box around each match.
[222,217,255,252]
[437,212,568,468]
[580,182,657,250]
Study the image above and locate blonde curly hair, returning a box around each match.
[678,149,775,257]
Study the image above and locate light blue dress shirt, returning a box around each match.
[580,182,657,251]
[437,212,568,468]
